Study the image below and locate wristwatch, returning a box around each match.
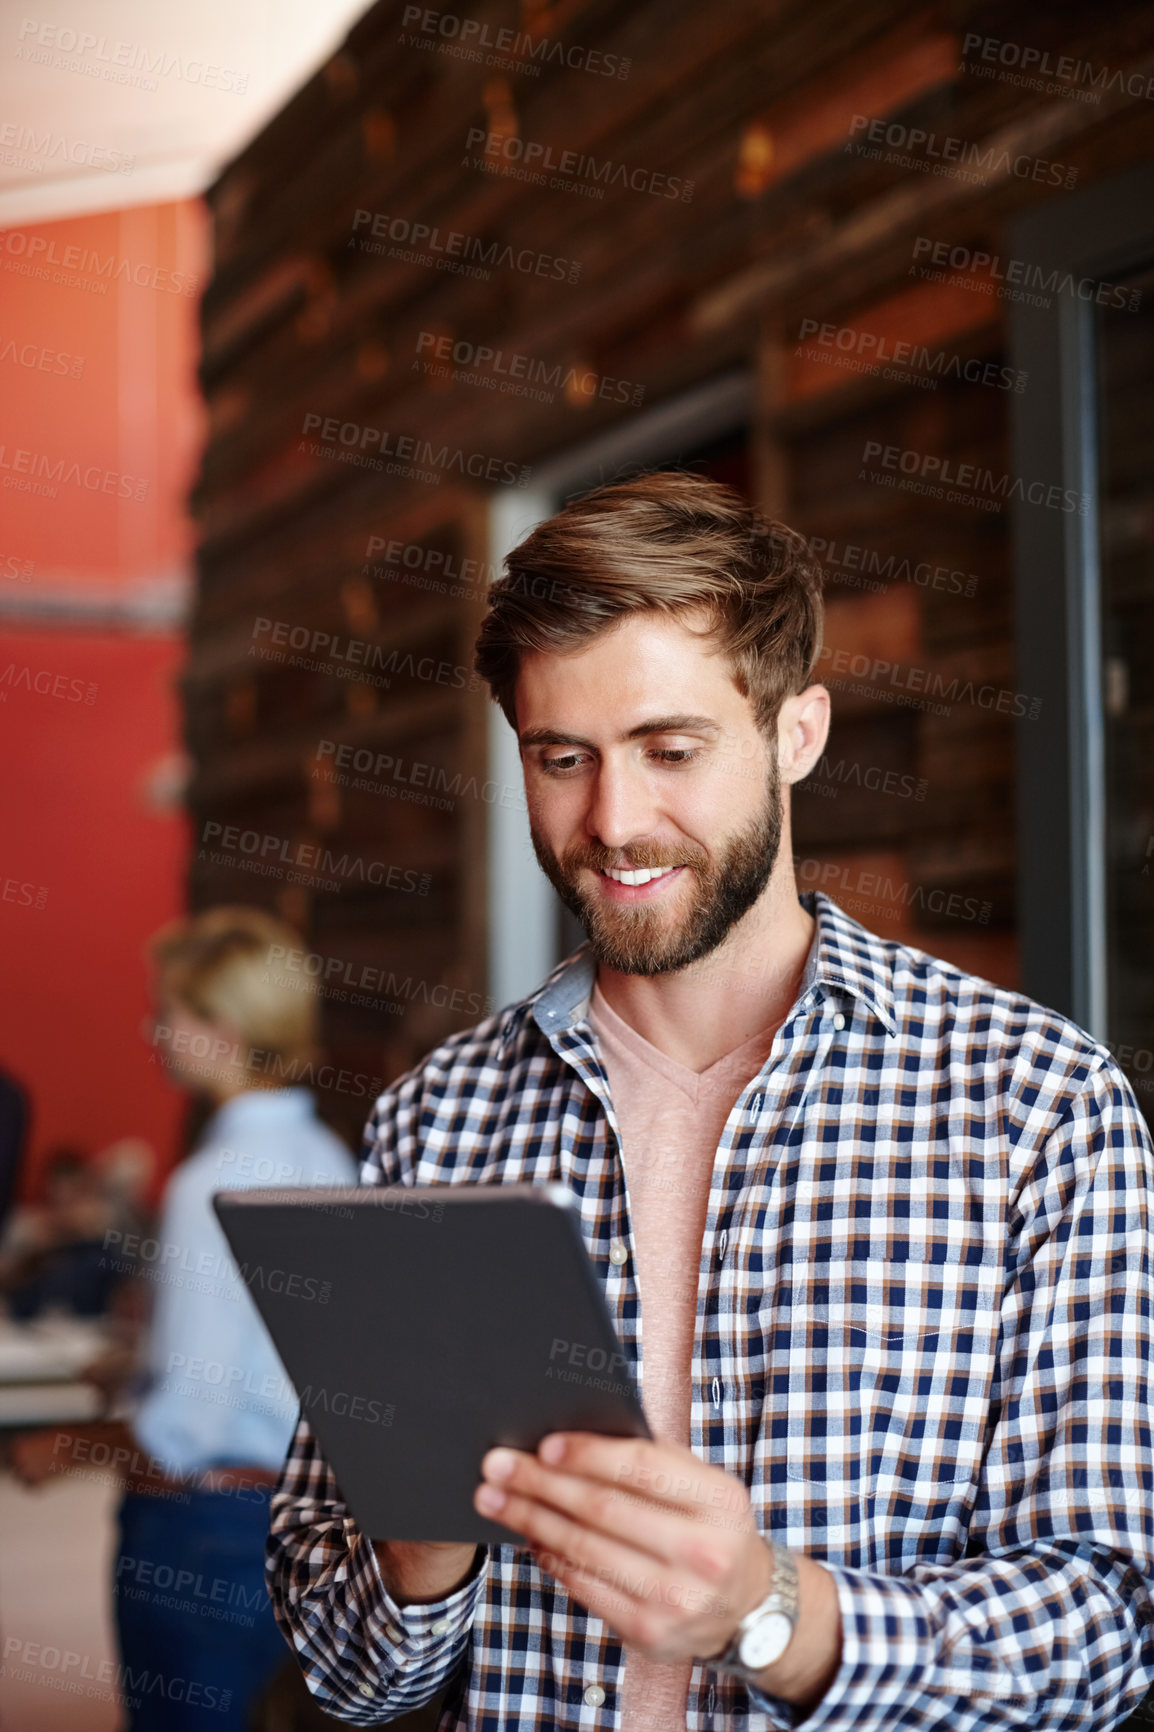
[709,1541,800,1680]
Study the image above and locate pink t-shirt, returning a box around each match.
[586,984,780,1732]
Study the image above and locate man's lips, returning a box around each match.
[592,863,686,901]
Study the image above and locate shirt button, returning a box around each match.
[833,1012,846,1030]
[384,1622,404,1643]
[430,1617,451,1636]
[584,1684,606,1706]
[608,1241,628,1266]
[359,1682,374,1697]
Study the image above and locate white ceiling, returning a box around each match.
[0,0,374,226]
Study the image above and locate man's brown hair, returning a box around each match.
[474,469,824,733]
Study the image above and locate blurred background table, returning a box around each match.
[0,1313,110,1426]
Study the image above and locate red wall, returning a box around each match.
[0,633,190,1177]
[0,201,207,1199]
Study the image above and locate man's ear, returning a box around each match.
[777,685,831,785]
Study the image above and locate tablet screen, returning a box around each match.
[213,1183,649,1541]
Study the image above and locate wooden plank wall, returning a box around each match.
[190,0,1154,1138]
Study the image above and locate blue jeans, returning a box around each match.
[114,1486,288,1731]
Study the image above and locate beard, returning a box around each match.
[529,759,784,977]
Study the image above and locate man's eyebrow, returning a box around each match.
[518,715,722,749]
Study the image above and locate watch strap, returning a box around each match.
[711,1540,799,1677]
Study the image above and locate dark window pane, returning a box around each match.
[1098,264,1154,1122]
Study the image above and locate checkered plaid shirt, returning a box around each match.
[268,890,1154,1729]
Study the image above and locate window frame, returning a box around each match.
[1010,159,1154,1033]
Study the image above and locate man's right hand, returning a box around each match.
[373,1540,480,1606]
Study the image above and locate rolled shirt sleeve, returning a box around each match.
[268,1412,489,1723]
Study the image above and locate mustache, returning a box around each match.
[561,841,709,874]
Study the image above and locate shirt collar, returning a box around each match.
[798,890,897,1037]
[501,890,897,1050]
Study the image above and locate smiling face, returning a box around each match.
[516,609,786,976]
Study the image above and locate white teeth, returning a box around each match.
[603,865,676,887]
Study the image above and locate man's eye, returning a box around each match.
[538,747,701,773]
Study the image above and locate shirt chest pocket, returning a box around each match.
[767,1255,998,1498]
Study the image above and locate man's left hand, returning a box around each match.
[473,1432,771,1665]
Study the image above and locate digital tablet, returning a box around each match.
[212,1183,650,1542]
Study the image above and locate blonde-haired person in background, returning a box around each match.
[12,905,356,1731]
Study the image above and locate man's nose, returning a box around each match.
[585,760,659,851]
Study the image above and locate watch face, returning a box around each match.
[739,1610,793,1671]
